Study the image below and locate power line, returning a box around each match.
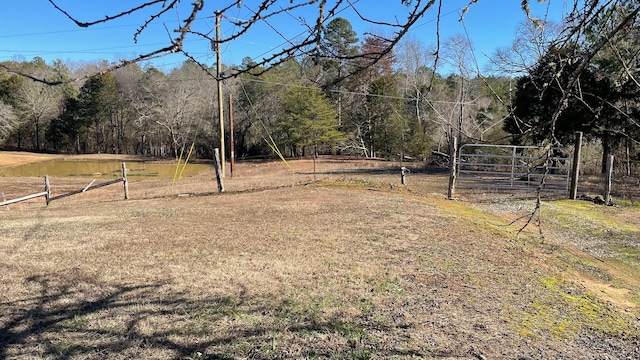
[0,23,146,39]
[220,0,361,68]
[232,76,479,105]
[2,2,469,74]
[94,67,476,106]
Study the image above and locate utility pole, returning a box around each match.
[215,11,226,177]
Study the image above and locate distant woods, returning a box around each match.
[1,1,639,169]
[0,25,512,161]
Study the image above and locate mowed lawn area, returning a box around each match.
[1,152,640,359]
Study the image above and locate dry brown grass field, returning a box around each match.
[1,152,640,359]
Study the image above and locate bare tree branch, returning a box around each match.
[547,2,640,143]
[47,0,172,28]
[6,1,451,85]
[0,63,66,86]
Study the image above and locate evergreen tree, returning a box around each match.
[280,85,344,156]
[585,0,640,167]
[366,75,404,159]
[0,72,25,107]
[51,73,123,153]
[504,45,610,146]
[505,1,640,171]
[46,97,83,153]
[320,17,359,82]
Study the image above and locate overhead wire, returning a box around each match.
[237,78,291,170]
[3,1,466,73]
[235,76,479,106]
[107,70,478,106]
[5,1,479,108]
[218,0,360,71]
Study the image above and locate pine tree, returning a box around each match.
[280,85,345,156]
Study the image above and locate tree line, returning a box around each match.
[0,17,510,161]
[502,0,640,173]
[1,4,639,171]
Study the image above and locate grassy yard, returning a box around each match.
[1,153,639,359]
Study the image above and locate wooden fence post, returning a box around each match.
[44,175,51,205]
[122,162,129,200]
[447,129,457,199]
[213,148,225,193]
[401,167,409,185]
[604,154,614,205]
[569,131,582,199]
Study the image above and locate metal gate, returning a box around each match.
[457,144,572,193]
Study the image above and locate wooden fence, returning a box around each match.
[1,162,129,207]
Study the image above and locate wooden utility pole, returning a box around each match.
[229,94,235,177]
[215,11,226,177]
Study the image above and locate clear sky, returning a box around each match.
[0,1,569,74]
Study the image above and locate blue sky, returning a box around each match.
[0,1,569,74]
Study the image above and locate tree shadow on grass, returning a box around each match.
[4,271,637,359]
[0,272,425,359]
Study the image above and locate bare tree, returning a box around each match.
[0,101,18,143]
[432,34,478,147]
[1,1,445,85]
[15,70,64,151]
[396,35,436,124]
[1,1,634,92]
[145,61,213,158]
[490,19,562,77]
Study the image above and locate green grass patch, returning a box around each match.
[59,314,90,331]
[365,275,404,294]
[129,208,175,218]
[611,199,640,209]
[555,252,614,282]
[315,178,380,190]
[50,342,89,357]
[608,245,640,267]
[546,200,639,233]
[187,298,240,320]
[515,276,638,339]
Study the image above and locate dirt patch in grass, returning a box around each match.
[1,152,640,359]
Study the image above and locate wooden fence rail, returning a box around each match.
[1,162,129,208]
[0,190,49,207]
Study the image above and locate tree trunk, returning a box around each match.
[35,116,41,151]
